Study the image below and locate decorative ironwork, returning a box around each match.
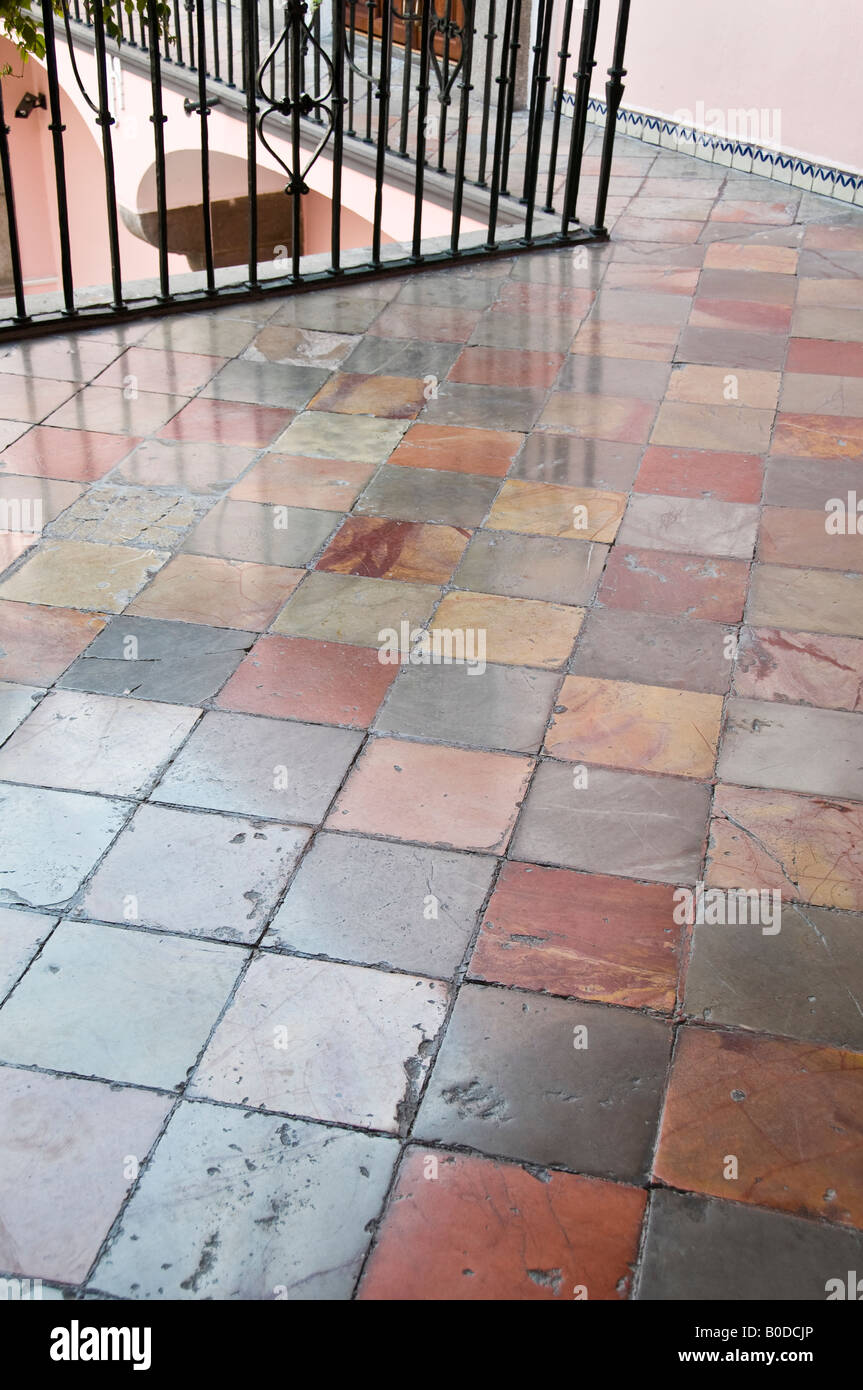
[255,0,336,193]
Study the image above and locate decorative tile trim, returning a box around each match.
[560,91,863,206]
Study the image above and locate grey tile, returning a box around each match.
[394,278,500,309]
[355,464,499,527]
[110,439,258,494]
[201,358,331,410]
[375,661,558,753]
[554,355,671,398]
[267,831,496,976]
[47,484,207,549]
[181,497,339,565]
[0,905,57,999]
[470,310,577,352]
[764,456,863,510]
[0,919,244,1088]
[80,803,311,943]
[0,784,129,910]
[90,1101,397,1299]
[617,494,759,560]
[151,710,362,821]
[513,433,643,492]
[638,1189,863,1301]
[571,609,734,694]
[675,326,787,372]
[511,759,711,882]
[342,337,461,378]
[415,983,670,1179]
[0,682,44,745]
[57,617,255,704]
[420,382,546,432]
[718,697,863,801]
[454,530,608,604]
[270,293,391,334]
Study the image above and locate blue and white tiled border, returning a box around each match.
[563,92,863,206]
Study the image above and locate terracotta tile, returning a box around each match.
[747,564,863,638]
[0,427,136,482]
[316,515,469,584]
[718,696,863,801]
[113,438,256,492]
[759,505,863,570]
[710,199,797,225]
[675,326,787,371]
[128,553,303,630]
[706,783,863,912]
[326,737,533,853]
[157,397,293,446]
[216,633,396,727]
[546,674,722,779]
[229,453,375,508]
[308,372,427,419]
[0,539,167,612]
[0,375,78,423]
[0,336,120,382]
[45,384,186,435]
[513,433,642,492]
[618,493,759,559]
[666,363,779,410]
[369,304,481,342]
[772,413,863,459]
[448,345,564,388]
[538,391,656,442]
[0,601,105,683]
[780,373,863,417]
[702,242,799,274]
[485,479,625,542]
[635,446,763,503]
[469,860,680,1010]
[359,1148,646,1301]
[432,589,584,668]
[785,338,863,377]
[651,400,773,454]
[806,225,863,252]
[599,546,750,623]
[272,571,440,647]
[690,297,792,337]
[387,423,521,477]
[571,321,680,362]
[654,1026,863,1229]
[94,346,226,394]
[613,216,704,244]
[735,626,863,711]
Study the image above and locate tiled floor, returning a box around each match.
[2,129,863,1301]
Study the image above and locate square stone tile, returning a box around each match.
[654,1026,863,1229]
[316,516,469,584]
[181,498,339,566]
[511,760,711,883]
[370,303,481,342]
[471,308,577,352]
[791,306,863,343]
[635,445,763,503]
[538,392,657,443]
[359,1148,646,1301]
[268,831,495,977]
[216,633,396,727]
[157,397,293,447]
[571,321,680,361]
[272,411,407,463]
[414,984,670,1179]
[45,384,187,435]
[127,553,303,630]
[190,953,448,1131]
[341,336,460,378]
[112,439,257,493]
[612,217,702,245]
[0,336,120,383]
[272,571,441,647]
[513,432,642,491]
[0,531,35,571]
[230,452,375,509]
[309,372,427,419]
[572,608,734,693]
[547,675,723,779]
[387,423,522,477]
[431,590,584,669]
[0,1069,169,1283]
[46,484,205,549]
[0,473,83,531]
[272,292,391,334]
[375,661,559,753]
[0,427,136,482]
[690,297,792,336]
[0,682,44,744]
[651,400,773,453]
[326,737,533,854]
[80,803,311,943]
[764,455,863,511]
[0,920,244,1088]
[0,375,79,423]
[772,412,863,459]
[617,493,759,559]
[448,346,565,389]
[453,531,607,605]
[353,465,499,527]
[0,690,199,797]
[747,565,863,638]
[703,241,798,273]
[0,783,129,910]
[685,901,863,1050]
[718,697,863,801]
[90,1102,397,1300]
[485,479,626,543]
[0,540,168,612]
[675,326,786,371]
[201,358,330,410]
[151,710,361,822]
[693,269,796,309]
[638,1190,863,1301]
[786,337,863,376]
[57,616,255,704]
[734,625,863,711]
[554,355,671,398]
[139,314,260,357]
[780,372,863,417]
[469,861,680,1011]
[590,287,696,323]
[0,905,57,999]
[419,382,547,433]
[759,504,863,570]
[94,346,226,395]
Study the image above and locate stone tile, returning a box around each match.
[453,531,606,604]
[513,432,642,491]
[414,983,670,1179]
[375,661,558,753]
[0,530,36,571]
[272,410,407,463]
[94,346,226,395]
[469,861,680,1011]
[707,783,863,913]
[45,385,186,435]
[272,571,440,647]
[0,427,136,482]
[598,546,750,622]
[112,439,257,493]
[786,338,863,377]
[697,268,797,307]
[316,515,469,584]
[431,590,583,669]
[0,920,243,1088]
[539,391,657,443]
[273,292,391,334]
[308,372,427,419]
[546,675,722,779]
[602,263,700,295]
[666,362,780,410]
[0,689,198,797]
[554,355,671,398]
[191,953,448,1131]
[230,452,375,509]
[638,1189,863,1301]
[448,346,564,389]
[419,382,547,433]
[702,241,799,273]
[764,454,863,510]
[590,287,695,323]
[675,326,787,371]
[359,1148,646,1301]
[635,446,763,503]
[127,553,303,630]
[0,784,129,910]
[244,322,359,369]
[492,282,594,317]
[151,710,361,821]
[690,297,792,336]
[650,401,773,453]
[470,309,577,352]
[0,376,78,423]
[485,479,626,543]
[780,372,863,417]
[573,608,734,694]
[511,760,711,882]
[759,504,863,570]
[57,616,255,704]
[216,633,396,727]
[80,803,311,943]
[90,1102,396,1300]
[157,397,293,447]
[718,697,863,800]
[268,831,495,977]
[370,303,481,342]
[354,464,498,528]
[0,473,82,531]
[0,1068,169,1283]
[0,905,57,999]
[685,900,863,1050]
[201,358,330,410]
[139,314,260,356]
[773,411,863,459]
[0,681,43,744]
[0,336,120,383]
[734,625,863,711]
[181,497,339,566]
[397,275,502,308]
[613,216,703,244]
[654,1026,863,1229]
[747,565,863,637]
[617,494,759,559]
[341,336,460,378]
[387,423,522,478]
[792,306,863,342]
[0,539,167,613]
[326,737,533,853]
[48,484,205,549]
[571,321,680,361]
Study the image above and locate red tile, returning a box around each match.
[0,600,106,683]
[387,423,521,477]
[157,397,293,446]
[0,427,137,481]
[94,347,227,395]
[710,200,797,225]
[772,413,863,459]
[599,546,750,622]
[448,346,565,388]
[358,1147,647,1300]
[215,633,396,727]
[316,515,470,584]
[635,446,763,503]
[786,339,863,377]
[690,298,793,335]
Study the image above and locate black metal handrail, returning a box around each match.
[0,0,631,339]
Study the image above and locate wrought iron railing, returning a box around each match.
[0,0,631,339]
